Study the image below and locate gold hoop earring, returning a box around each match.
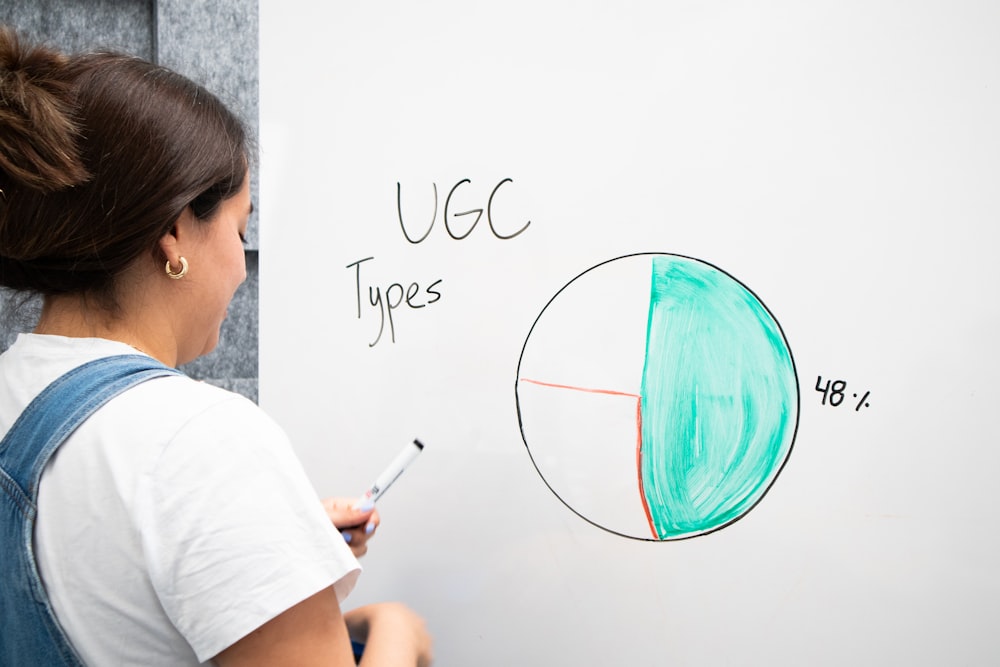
[165,257,188,280]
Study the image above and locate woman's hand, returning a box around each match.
[344,602,433,667]
[321,497,380,558]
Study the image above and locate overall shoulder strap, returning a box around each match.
[0,354,182,667]
[0,354,182,506]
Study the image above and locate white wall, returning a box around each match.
[260,2,1000,664]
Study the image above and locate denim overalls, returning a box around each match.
[0,355,179,665]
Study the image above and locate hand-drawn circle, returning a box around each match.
[515,253,799,541]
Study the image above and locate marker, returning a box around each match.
[354,438,424,509]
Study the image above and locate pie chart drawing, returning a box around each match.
[515,253,799,541]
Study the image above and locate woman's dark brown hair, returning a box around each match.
[0,24,249,305]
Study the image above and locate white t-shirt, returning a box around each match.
[0,334,360,665]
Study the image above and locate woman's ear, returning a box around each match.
[158,207,195,264]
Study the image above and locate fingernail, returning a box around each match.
[356,498,375,512]
[365,521,376,535]
[342,531,353,543]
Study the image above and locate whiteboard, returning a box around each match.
[259,1,1000,664]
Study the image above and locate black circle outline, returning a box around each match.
[514,252,800,541]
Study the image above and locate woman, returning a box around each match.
[0,25,432,666]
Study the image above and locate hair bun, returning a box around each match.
[0,24,89,192]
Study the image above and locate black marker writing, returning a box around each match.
[346,256,443,347]
[397,178,531,244]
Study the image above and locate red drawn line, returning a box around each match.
[635,400,658,539]
[520,377,659,539]
[518,378,641,398]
